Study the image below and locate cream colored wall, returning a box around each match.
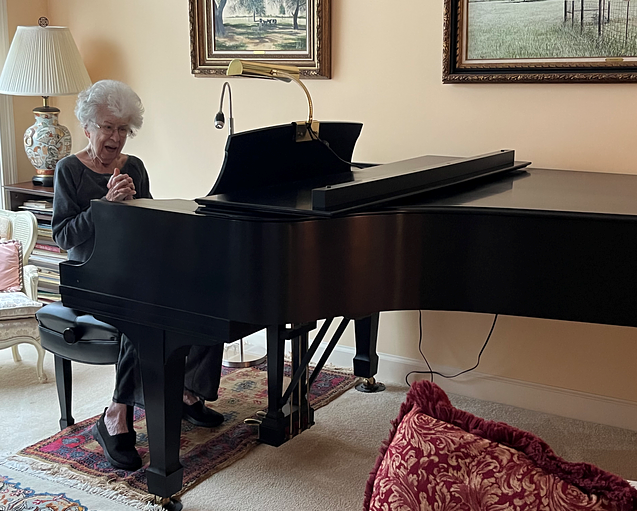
[8,0,635,403]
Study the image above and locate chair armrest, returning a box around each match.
[23,264,39,301]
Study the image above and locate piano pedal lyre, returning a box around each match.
[154,495,182,511]
[355,376,386,393]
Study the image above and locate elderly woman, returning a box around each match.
[52,80,224,472]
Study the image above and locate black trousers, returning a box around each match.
[112,335,224,408]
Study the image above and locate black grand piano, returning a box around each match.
[60,122,637,504]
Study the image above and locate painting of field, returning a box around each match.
[467,0,637,60]
[213,0,308,52]
[215,15,307,51]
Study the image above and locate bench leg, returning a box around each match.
[11,345,21,362]
[54,355,74,429]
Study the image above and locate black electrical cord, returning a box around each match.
[308,125,367,169]
[405,312,499,386]
[417,310,434,382]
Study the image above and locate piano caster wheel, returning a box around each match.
[355,377,386,393]
[156,496,183,511]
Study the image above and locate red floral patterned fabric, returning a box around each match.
[364,381,637,511]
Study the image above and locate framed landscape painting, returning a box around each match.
[189,0,330,78]
[443,0,637,82]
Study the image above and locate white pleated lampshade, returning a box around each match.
[0,26,91,96]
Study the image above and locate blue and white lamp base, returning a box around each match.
[24,106,71,187]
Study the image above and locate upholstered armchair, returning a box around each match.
[0,209,46,382]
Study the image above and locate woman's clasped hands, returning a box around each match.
[106,168,136,201]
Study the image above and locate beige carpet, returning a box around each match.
[1,345,636,511]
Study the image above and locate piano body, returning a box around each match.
[60,122,637,502]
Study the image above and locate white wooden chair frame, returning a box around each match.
[0,209,46,382]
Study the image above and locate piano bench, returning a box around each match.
[36,301,121,430]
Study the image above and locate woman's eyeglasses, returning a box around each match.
[94,122,132,138]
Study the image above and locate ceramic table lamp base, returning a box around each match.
[25,106,72,186]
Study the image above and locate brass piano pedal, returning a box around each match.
[155,495,182,511]
[244,410,267,425]
[355,376,386,393]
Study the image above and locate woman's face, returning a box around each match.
[85,106,130,165]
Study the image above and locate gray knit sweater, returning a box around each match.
[52,154,152,262]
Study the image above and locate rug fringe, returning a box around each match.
[0,454,163,510]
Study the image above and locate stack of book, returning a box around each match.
[31,239,66,303]
[19,199,65,304]
[18,199,53,221]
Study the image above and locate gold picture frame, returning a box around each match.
[189,0,331,78]
[443,0,637,83]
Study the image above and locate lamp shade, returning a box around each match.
[0,26,91,96]
[227,59,300,82]
[227,59,316,136]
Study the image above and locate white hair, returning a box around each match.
[75,80,144,136]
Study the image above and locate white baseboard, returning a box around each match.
[245,330,637,431]
[317,343,637,432]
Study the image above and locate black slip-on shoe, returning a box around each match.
[182,400,224,428]
[91,409,142,471]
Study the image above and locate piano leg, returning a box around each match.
[353,314,386,393]
[290,327,314,436]
[259,324,287,446]
[259,323,317,446]
[117,323,189,500]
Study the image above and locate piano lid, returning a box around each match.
[196,123,530,217]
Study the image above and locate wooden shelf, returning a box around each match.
[4,181,54,210]
[2,181,63,303]
[4,181,54,195]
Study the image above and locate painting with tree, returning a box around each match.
[190,0,331,78]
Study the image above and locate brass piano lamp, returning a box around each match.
[226,59,319,142]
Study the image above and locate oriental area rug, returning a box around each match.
[12,362,357,508]
[0,463,140,511]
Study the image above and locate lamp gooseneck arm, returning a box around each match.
[272,70,313,126]
[221,81,233,125]
[215,81,234,135]
[225,82,234,135]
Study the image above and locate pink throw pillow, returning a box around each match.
[0,240,23,292]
